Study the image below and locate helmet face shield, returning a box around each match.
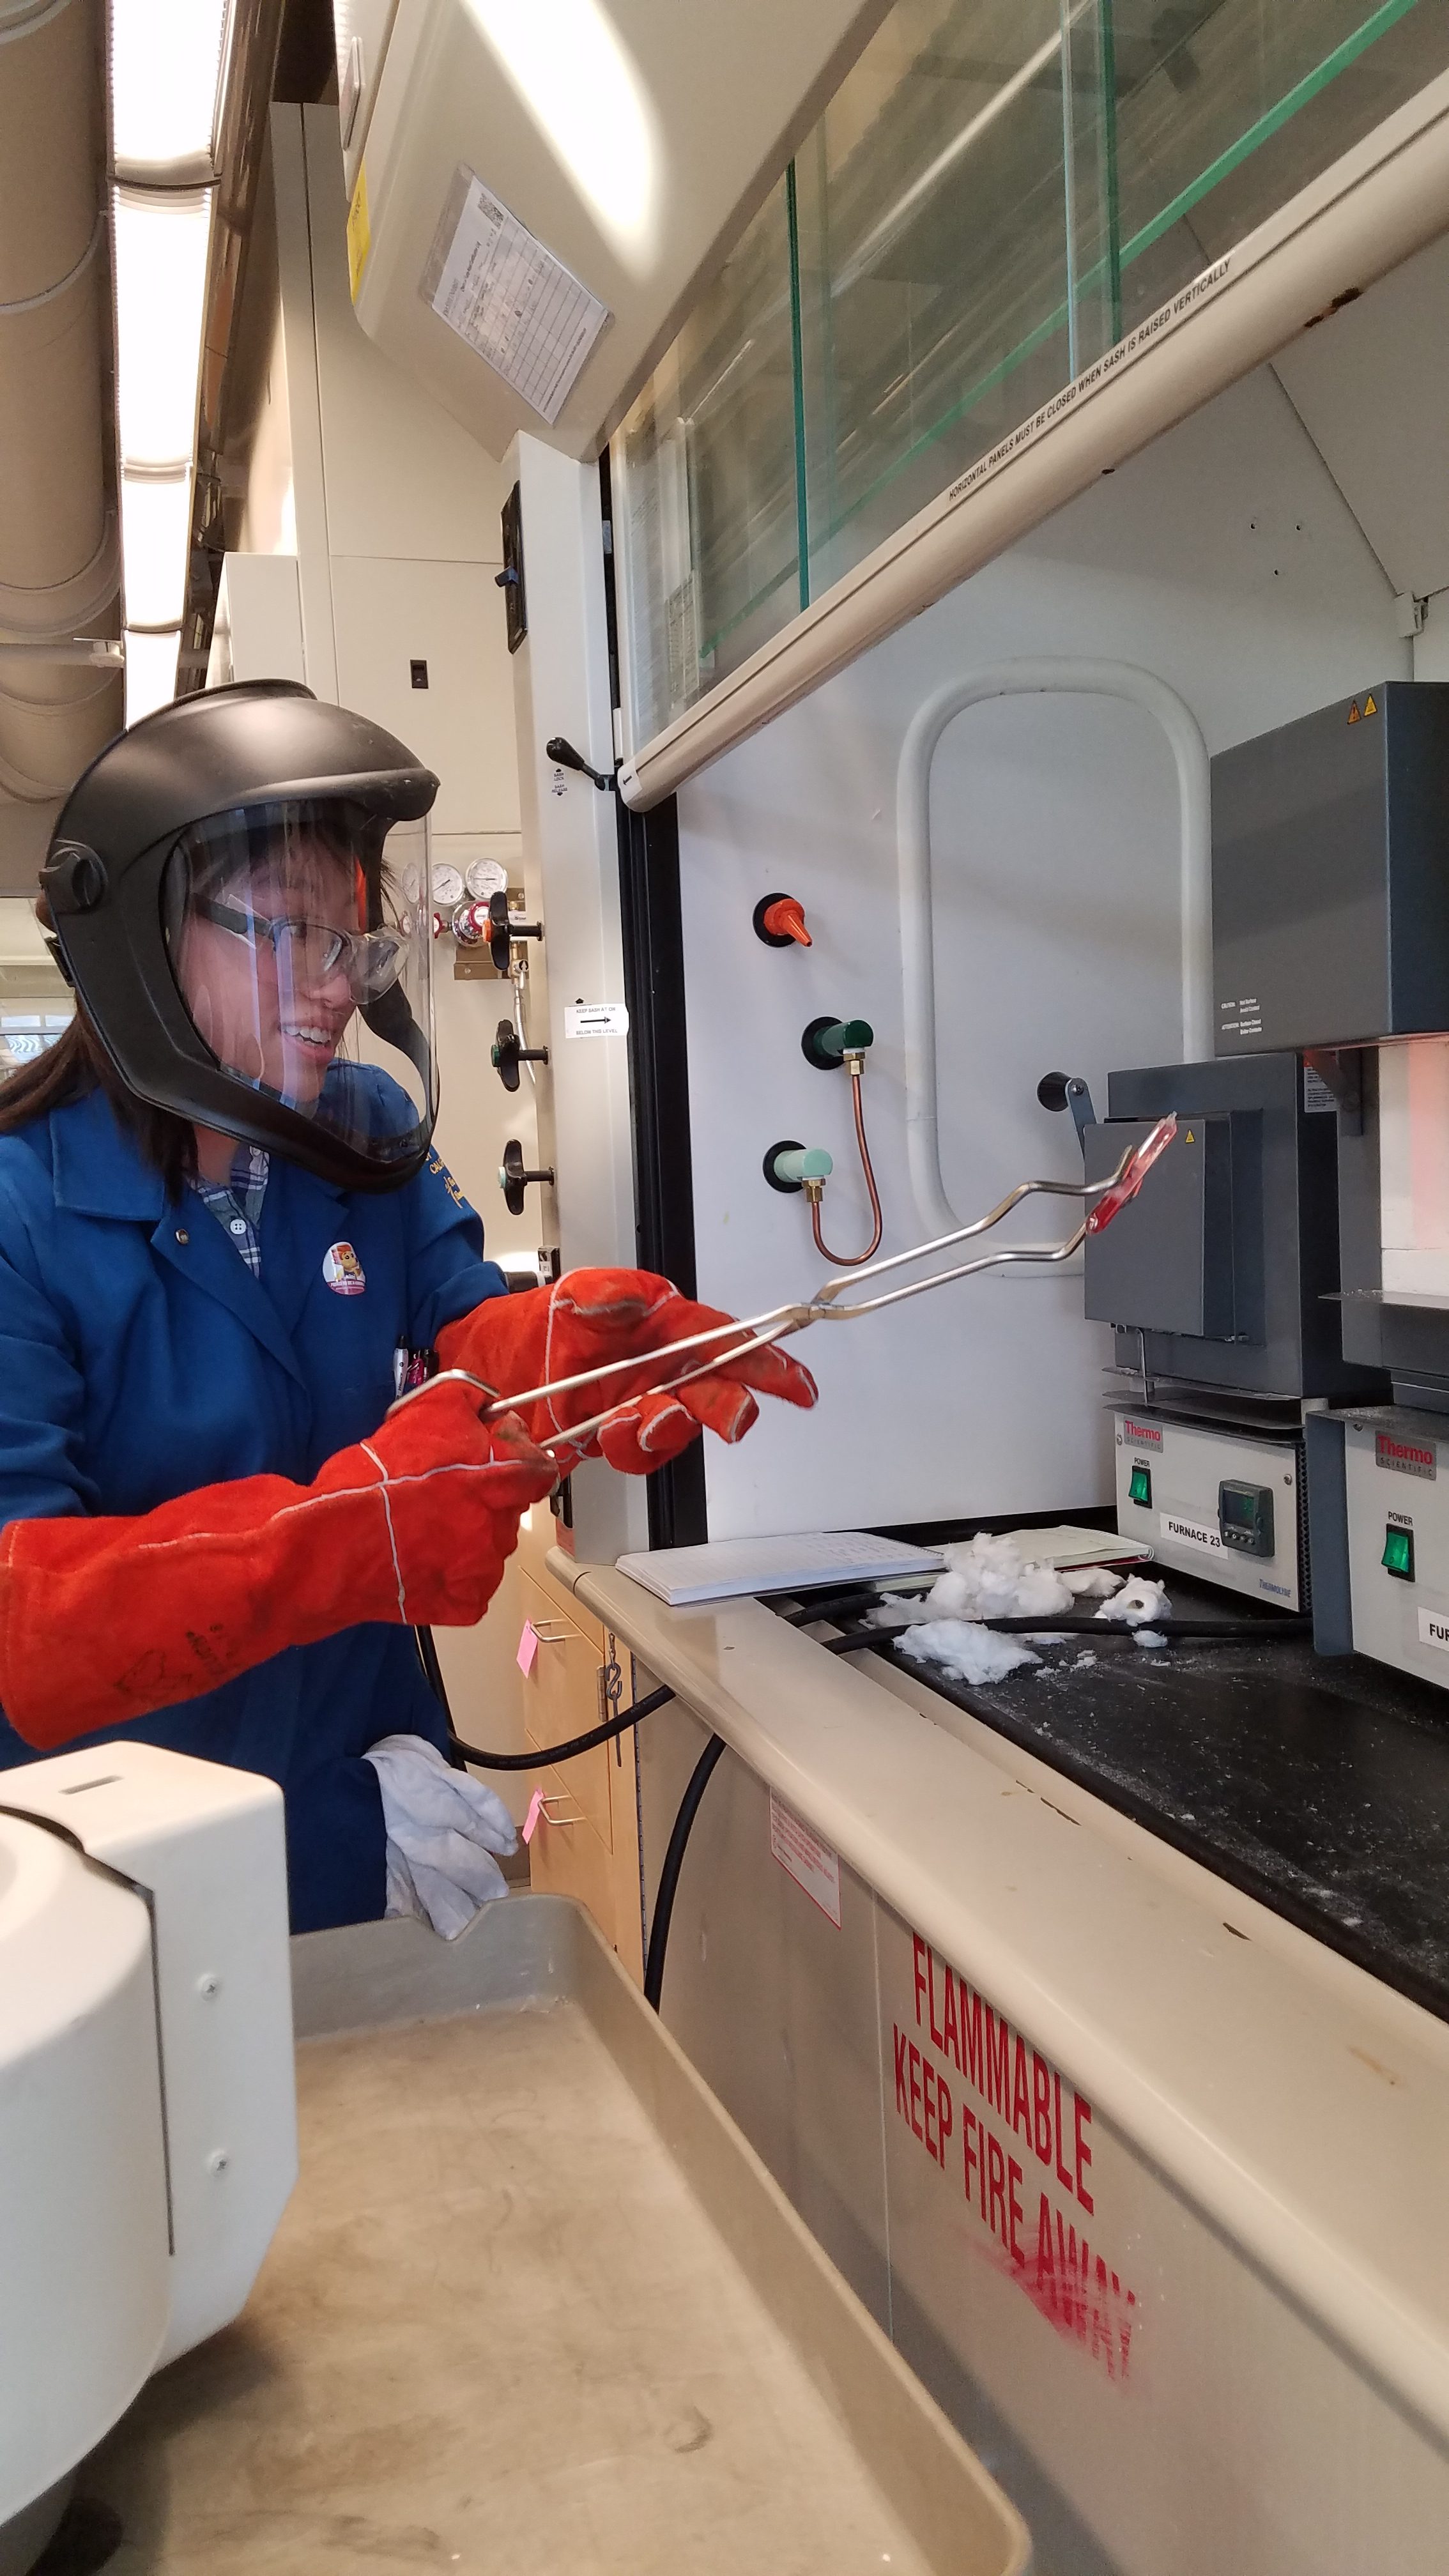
[161,799,436,1179]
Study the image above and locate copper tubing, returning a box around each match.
[811,1064,883,1267]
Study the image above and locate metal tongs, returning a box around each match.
[390,1116,1177,1457]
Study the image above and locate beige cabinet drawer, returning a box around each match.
[525,1770,618,1952]
[518,1569,611,1850]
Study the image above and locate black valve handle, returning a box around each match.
[500,1138,555,1217]
[545,734,617,793]
[491,1017,550,1093]
[487,890,544,974]
[1037,1070,1097,1158]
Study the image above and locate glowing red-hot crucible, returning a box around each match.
[1085,1114,1177,1235]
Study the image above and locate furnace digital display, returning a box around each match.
[1217,1481,1274,1556]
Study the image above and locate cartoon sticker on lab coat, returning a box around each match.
[323,1241,366,1296]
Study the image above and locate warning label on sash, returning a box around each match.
[769,1795,842,1926]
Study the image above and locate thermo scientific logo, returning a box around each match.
[1121,1420,1163,1449]
[1376,1430,1436,1480]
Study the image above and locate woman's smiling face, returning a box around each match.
[176,830,361,1108]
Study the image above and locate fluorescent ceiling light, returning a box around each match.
[113,187,213,469]
[123,629,181,728]
[111,0,231,183]
[120,470,194,630]
[463,0,661,274]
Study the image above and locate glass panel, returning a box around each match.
[612,0,1449,758]
[796,0,1074,597]
[613,180,799,752]
[797,0,1449,596]
[1107,1,1449,337]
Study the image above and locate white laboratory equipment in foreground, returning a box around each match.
[0,1745,295,2572]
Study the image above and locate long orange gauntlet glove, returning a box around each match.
[437,1268,817,1474]
[0,1384,556,1751]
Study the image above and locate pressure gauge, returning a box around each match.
[431,862,464,908]
[464,856,509,902]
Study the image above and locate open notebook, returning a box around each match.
[614,1531,945,1608]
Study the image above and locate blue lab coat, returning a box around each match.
[0,1078,508,1930]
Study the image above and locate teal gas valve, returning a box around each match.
[764,1140,833,1195]
[802,1015,873,1071]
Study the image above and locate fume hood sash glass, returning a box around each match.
[611,0,1449,765]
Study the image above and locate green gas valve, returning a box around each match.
[802,1015,873,1070]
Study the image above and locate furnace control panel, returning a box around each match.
[1342,1413,1449,1689]
[1113,1409,1301,1608]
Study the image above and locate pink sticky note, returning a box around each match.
[516,1618,539,1676]
[521,1787,546,1845]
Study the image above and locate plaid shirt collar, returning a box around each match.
[192,1144,270,1277]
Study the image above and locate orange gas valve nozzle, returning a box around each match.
[754,892,812,949]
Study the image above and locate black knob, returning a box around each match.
[487,890,544,974]
[500,1138,555,1217]
[544,735,617,793]
[43,843,107,914]
[490,1018,549,1093]
[1036,1069,1096,1157]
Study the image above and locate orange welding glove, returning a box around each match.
[437,1268,817,1475]
[0,1383,556,1751]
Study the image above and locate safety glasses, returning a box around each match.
[194,897,406,1004]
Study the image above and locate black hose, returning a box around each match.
[898,1613,1312,1640]
[778,1588,901,1626]
[414,1625,467,1769]
[808,1618,1313,1662]
[450,1680,675,1771]
[644,1730,726,2014]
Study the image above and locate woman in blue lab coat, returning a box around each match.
[0,684,811,1931]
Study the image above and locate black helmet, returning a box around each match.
[42,682,440,1192]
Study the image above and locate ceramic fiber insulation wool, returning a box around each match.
[899,1620,1041,1685]
[1096,1573,1170,1625]
[888,1537,1131,1684]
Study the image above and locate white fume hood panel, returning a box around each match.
[674,365,1406,1540]
[1273,229,1449,606]
[348,0,893,461]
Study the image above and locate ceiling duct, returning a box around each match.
[180,0,287,695]
[0,0,121,889]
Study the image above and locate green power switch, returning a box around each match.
[1128,1462,1153,1509]
[1383,1524,1415,1581]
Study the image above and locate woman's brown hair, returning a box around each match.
[0,1009,197,1196]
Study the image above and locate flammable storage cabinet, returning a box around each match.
[553,1547,1449,2576]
